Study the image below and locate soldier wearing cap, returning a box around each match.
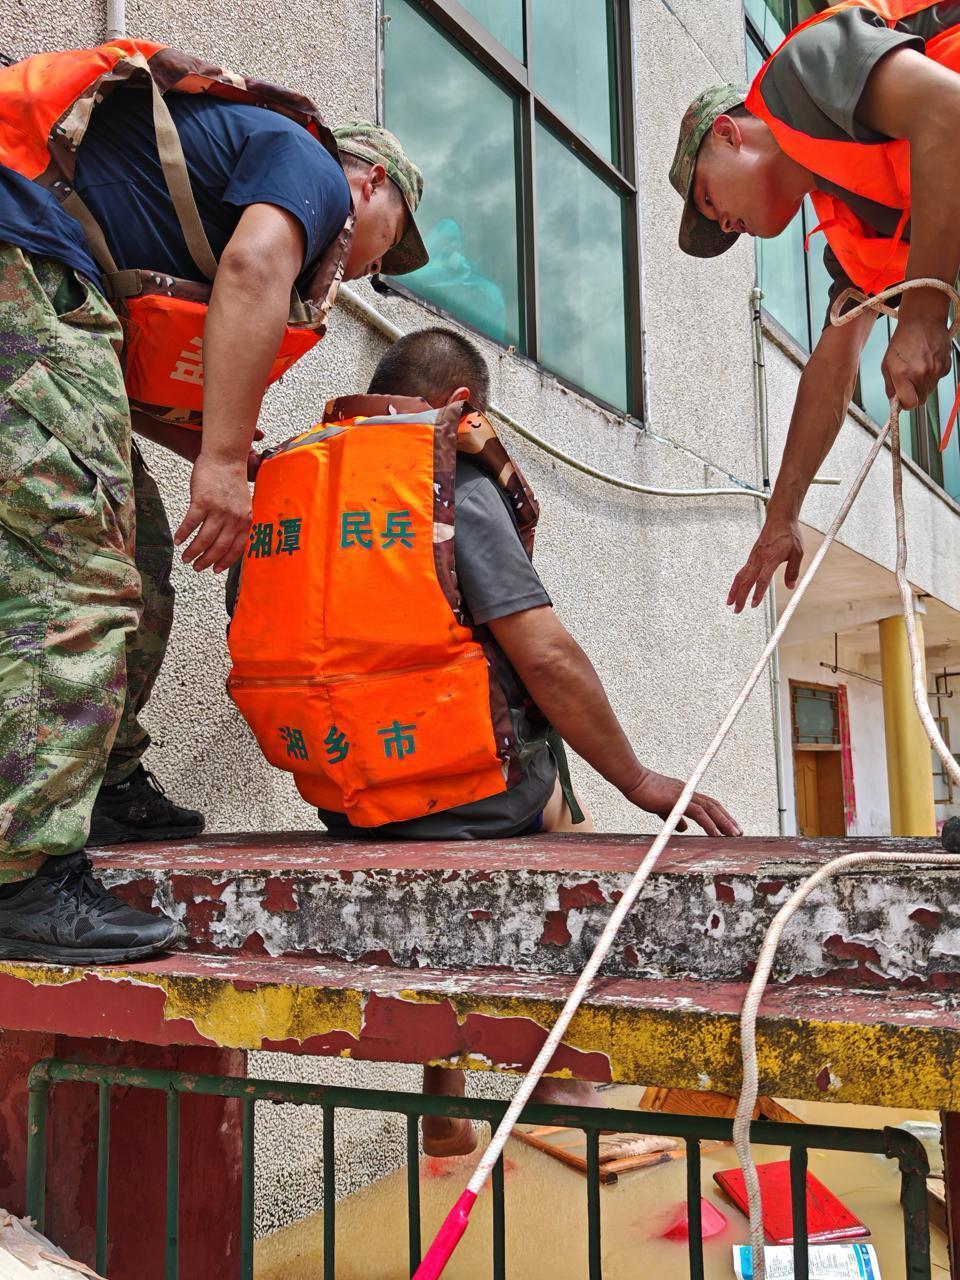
[669,2,960,614]
[0,57,427,963]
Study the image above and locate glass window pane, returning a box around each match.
[939,355,960,501]
[747,30,763,78]
[795,687,838,744]
[531,0,617,161]
[900,407,917,461]
[805,201,834,343]
[745,0,788,46]
[383,0,523,348]
[858,314,893,427]
[921,390,946,488]
[756,217,809,349]
[459,0,524,62]
[536,124,629,411]
[749,35,809,347]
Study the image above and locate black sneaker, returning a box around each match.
[89,765,205,846]
[0,852,185,964]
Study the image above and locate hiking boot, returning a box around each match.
[0,851,185,964]
[89,765,204,846]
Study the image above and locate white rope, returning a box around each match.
[734,278,960,1279]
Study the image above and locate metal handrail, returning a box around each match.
[25,1057,933,1280]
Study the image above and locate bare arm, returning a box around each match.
[859,46,960,407]
[131,411,265,480]
[727,309,874,612]
[488,606,741,836]
[174,202,306,573]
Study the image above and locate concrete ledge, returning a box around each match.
[2,951,959,1108]
[93,833,960,985]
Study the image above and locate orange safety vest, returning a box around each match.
[226,396,541,827]
[746,0,960,298]
[0,41,354,424]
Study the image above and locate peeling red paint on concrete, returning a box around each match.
[623,945,639,968]
[355,992,612,1080]
[171,874,228,903]
[539,910,572,947]
[95,836,960,986]
[4,954,960,1103]
[714,878,736,905]
[822,935,882,969]
[261,878,298,913]
[0,969,216,1048]
[557,880,606,911]
[94,835,960,989]
[910,906,943,930]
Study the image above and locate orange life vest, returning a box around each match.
[226,396,541,827]
[746,0,960,297]
[0,41,354,424]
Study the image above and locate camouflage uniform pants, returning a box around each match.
[0,244,174,883]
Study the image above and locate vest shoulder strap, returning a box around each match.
[456,409,540,556]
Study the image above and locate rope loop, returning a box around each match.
[829,276,960,340]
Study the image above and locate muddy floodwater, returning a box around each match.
[255,1090,950,1278]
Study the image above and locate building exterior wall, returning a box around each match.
[4,0,959,1238]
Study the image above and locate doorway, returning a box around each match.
[791,681,847,837]
[793,749,845,836]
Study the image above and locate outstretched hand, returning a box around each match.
[727,517,804,613]
[625,770,742,837]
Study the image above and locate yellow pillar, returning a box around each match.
[877,613,937,836]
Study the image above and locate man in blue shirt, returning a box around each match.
[0,49,427,965]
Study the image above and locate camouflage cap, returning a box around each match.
[333,118,428,275]
[669,83,748,258]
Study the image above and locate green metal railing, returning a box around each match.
[26,1058,933,1279]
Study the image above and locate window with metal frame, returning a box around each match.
[745,1,960,503]
[381,0,642,417]
[792,683,841,746]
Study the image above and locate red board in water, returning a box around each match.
[714,1162,870,1244]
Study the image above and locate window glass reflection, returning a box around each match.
[531,0,617,161]
[938,357,960,501]
[757,216,809,350]
[459,0,524,61]
[384,0,523,347]
[745,0,789,43]
[536,124,628,410]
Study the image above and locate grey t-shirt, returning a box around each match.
[755,6,944,317]
[316,457,558,840]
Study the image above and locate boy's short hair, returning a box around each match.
[367,327,490,410]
